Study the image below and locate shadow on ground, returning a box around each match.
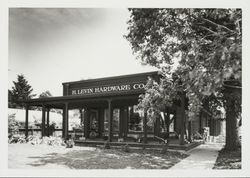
[213,147,241,169]
[27,148,189,169]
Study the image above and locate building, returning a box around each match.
[19,71,223,148]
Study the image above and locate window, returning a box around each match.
[112,109,120,132]
[128,105,144,132]
[103,108,120,132]
[104,109,109,132]
[128,105,155,133]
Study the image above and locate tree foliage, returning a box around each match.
[8,74,36,108]
[126,9,241,117]
[125,9,242,150]
[39,90,52,98]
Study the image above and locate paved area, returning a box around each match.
[170,142,224,169]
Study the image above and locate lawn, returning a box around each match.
[9,143,189,169]
[213,147,241,169]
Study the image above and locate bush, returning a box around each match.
[8,134,26,144]
[8,134,66,147]
[160,143,169,154]
[104,141,110,149]
[122,144,130,153]
[65,138,74,148]
[8,113,20,137]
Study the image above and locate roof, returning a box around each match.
[62,71,159,85]
[18,71,160,109]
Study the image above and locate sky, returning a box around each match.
[8,8,157,97]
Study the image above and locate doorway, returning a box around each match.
[104,108,120,134]
[89,109,99,138]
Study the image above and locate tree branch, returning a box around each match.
[201,17,236,34]
[199,26,219,35]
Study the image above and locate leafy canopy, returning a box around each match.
[125,9,242,119]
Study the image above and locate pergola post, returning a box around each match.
[119,107,123,138]
[123,106,128,140]
[25,105,29,138]
[41,105,46,137]
[62,107,65,138]
[79,108,83,125]
[108,99,113,142]
[84,108,90,139]
[98,108,104,138]
[64,102,69,139]
[46,108,50,136]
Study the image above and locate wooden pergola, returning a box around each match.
[22,94,142,141]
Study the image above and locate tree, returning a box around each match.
[37,90,62,114]
[39,90,52,98]
[9,74,36,108]
[125,9,241,150]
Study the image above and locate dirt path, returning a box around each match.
[8,143,188,169]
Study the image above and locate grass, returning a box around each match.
[10,144,189,169]
[213,147,241,169]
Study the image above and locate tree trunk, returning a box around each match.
[165,111,170,138]
[188,121,192,142]
[179,92,185,145]
[225,94,239,150]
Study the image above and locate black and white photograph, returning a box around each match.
[0,0,249,177]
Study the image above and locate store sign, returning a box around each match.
[71,83,145,95]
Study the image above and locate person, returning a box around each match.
[48,122,56,136]
[65,138,74,148]
[202,127,208,142]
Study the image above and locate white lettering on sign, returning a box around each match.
[133,83,145,90]
[71,83,145,95]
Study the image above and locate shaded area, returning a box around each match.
[27,147,188,169]
[213,147,241,169]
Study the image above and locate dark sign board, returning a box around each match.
[62,71,159,97]
[71,83,145,96]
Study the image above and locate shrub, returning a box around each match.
[104,141,110,149]
[160,143,169,154]
[9,134,66,147]
[122,144,131,153]
[65,138,74,148]
[8,134,25,144]
[8,113,20,137]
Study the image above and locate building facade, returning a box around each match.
[20,71,223,145]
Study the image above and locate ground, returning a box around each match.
[8,143,188,169]
[171,142,224,170]
[213,147,241,169]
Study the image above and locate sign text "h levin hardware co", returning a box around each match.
[71,83,145,95]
